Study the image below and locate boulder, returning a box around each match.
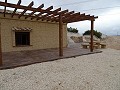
[70,36,83,43]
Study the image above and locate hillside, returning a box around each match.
[102,36,120,50]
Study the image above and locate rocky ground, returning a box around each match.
[0,49,120,90]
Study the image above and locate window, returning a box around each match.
[15,32,30,46]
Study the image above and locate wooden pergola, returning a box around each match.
[0,0,98,66]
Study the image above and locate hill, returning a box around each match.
[102,36,120,50]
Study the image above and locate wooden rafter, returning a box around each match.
[53,8,61,13]
[49,9,68,19]
[41,9,68,22]
[31,6,53,20]
[25,4,44,19]
[46,11,74,22]
[3,0,7,17]
[38,8,61,21]
[18,1,34,18]
[63,11,74,17]
[36,6,53,20]
[11,0,21,17]
[50,9,68,22]
[59,9,68,15]
[46,8,61,21]
[44,8,61,21]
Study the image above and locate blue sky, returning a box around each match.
[1,0,120,35]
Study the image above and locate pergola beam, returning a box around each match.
[51,9,69,19]
[3,0,7,17]
[63,15,94,23]
[53,12,81,22]
[72,17,89,22]
[37,8,68,21]
[63,11,75,17]
[52,8,61,13]
[39,8,61,21]
[51,9,68,22]
[25,4,44,19]
[52,11,75,22]
[31,6,53,20]
[36,6,53,20]
[64,17,91,23]
[18,1,34,18]
[11,0,21,17]
[64,12,82,19]
[41,8,61,21]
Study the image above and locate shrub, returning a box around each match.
[83,30,102,39]
[67,27,78,33]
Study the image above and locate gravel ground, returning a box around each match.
[0,49,120,90]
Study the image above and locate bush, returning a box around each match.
[67,27,78,33]
[83,30,102,39]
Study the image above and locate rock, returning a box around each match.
[83,35,100,42]
[70,36,83,43]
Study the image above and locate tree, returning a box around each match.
[83,30,102,39]
[67,27,78,33]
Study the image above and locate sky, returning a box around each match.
[0,0,120,35]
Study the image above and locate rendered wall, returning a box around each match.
[0,14,67,52]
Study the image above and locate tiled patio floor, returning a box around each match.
[0,43,102,70]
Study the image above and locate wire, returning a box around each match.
[71,5,120,17]
[79,5,120,12]
[98,13,120,16]
[54,0,99,7]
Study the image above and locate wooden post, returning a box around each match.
[4,0,7,17]
[90,20,94,52]
[59,14,63,56]
[0,23,2,66]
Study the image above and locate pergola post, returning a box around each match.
[59,14,63,56]
[90,20,94,52]
[0,23,2,66]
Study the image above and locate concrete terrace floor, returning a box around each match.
[0,43,102,70]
